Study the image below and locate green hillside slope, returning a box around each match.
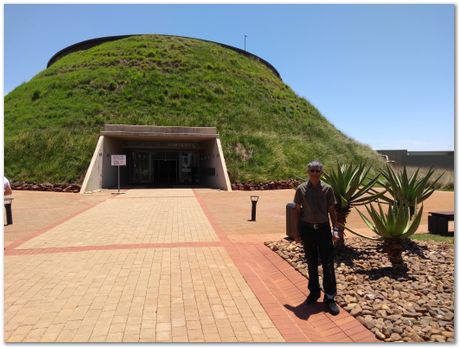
[5,34,383,184]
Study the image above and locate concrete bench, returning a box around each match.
[4,197,13,225]
[428,211,454,235]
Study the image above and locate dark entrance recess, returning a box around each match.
[131,152,151,184]
[81,125,231,193]
[153,159,178,186]
[129,150,198,187]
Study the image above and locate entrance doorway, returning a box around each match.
[131,152,151,184]
[152,159,178,186]
[129,150,197,187]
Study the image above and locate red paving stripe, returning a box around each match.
[227,246,324,341]
[192,189,229,242]
[225,246,313,341]
[250,244,379,339]
[352,330,379,342]
[334,317,359,328]
[345,322,370,334]
[112,195,196,200]
[263,248,374,342]
[340,318,365,331]
[4,241,224,256]
[5,195,113,251]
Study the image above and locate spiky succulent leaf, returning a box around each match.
[378,165,444,214]
[400,205,423,238]
[322,161,381,211]
[351,202,423,240]
[342,225,382,240]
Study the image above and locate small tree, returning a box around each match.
[343,202,423,268]
[322,162,385,247]
[377,165,442,217]
[344,165,440,270]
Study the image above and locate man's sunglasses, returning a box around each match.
[309,169,322,173]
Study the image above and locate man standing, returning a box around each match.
[293,160,340,315]
[4,176,12,196]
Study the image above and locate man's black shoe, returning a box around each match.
[305,292,320,304]
[325,299,340,315]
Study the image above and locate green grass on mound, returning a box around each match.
[5,35,384,184]
[411,233,454,244]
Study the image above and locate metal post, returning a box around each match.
[251,201,257,221]
[250,195,259,222]
[244,35,247,51]
[5,203,13,225]
[117,165,120,194]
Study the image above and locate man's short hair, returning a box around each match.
[308,160,323,172]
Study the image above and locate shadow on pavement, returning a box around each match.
[284,300,325,320]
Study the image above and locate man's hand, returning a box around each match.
[332,227,340,244]
[293,203,302,244]
[292,229,301,244]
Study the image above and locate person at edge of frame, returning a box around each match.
[292,160,341,316]
[4,176,12,196]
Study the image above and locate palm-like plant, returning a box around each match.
[377,165,442,217]
[322,162,385,247]
[343,202,423,268]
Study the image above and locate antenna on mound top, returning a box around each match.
[244,34,248,51]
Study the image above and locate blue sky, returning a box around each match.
[4,4,454,151]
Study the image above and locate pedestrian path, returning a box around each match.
[5,247,282,342]
[16,190,217,249]
[4,188,375,342]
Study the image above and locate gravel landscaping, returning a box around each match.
[265,238,454,342]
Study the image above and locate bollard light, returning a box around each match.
[250,195,260,221]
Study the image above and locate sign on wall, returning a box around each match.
[111,155,126,166]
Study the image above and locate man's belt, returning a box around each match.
[303,221,329,229]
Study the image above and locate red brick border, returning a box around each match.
[5,241,224,256]
[192,189,230,243]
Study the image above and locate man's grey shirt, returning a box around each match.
[294,180,337,223]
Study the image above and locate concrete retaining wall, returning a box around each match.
[377,150,454,170]
[80,136,104,193]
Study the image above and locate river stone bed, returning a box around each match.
[264,238,454,342]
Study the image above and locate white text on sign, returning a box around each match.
[111,155,126,166]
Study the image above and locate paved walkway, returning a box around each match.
[4,189,376,342]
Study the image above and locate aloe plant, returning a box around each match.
[322,162,385,246]
[377,165,442,217]
[344,202,423,268]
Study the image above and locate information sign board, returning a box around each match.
[111,155,126,166]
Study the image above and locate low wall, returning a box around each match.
[377,150,454,170]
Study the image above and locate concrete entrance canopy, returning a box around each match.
[80,124,232,193]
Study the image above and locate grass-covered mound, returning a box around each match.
[5,34,383,184]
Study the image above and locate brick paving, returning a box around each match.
[3,187,389,343]
[3,190,108,248]
[5,247,282,342]
[17,190,217,249]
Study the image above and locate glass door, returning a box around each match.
[131,151,151,184]
[179,152,199,184]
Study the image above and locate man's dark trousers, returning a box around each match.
[300,221,337,297]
